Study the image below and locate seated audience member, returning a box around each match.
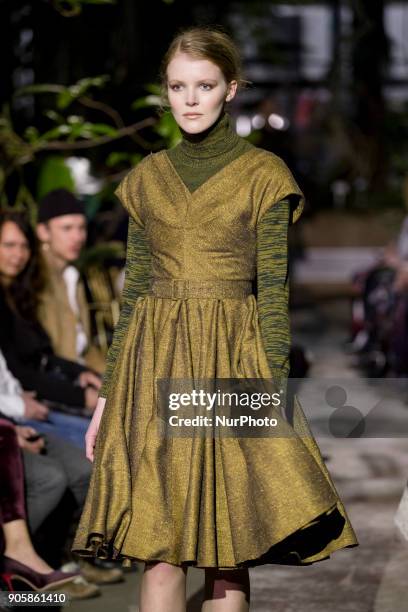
[0,342,86,449]
[0,348,92,516]
[347,206,408,376]
[0,418,82,593]
[0,354,124,591]
[0,212,100,446]
[36,189,105,374]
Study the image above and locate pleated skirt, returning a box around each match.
[72,294,358,569]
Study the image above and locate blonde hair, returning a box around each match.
[158,25,251,112]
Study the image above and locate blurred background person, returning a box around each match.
[347,176,408,377]
[0,348,124,595]
[0,211,99,447]
[36,189,106,375]
[0,418,82,594]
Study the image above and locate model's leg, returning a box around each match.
[139,561,188,612]
[202,568,250,612]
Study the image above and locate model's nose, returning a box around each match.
[185,89,198,106]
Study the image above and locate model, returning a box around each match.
[72,25,359,612]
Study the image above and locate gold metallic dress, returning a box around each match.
[72,148,359,569]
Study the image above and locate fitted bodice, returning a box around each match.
[116,148,303,284]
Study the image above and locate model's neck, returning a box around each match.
[177,109,240,160]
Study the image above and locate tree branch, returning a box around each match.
[35,117,156,151]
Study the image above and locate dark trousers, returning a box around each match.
[22,432,92,534]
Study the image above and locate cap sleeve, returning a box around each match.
[256,153,305,226]
[115,158,149,229]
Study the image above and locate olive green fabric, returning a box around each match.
[73,148,358,568]
[101,111,297,395]
[100,218,150,397]
[165,109,254,192]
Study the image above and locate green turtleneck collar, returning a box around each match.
[177,110,241,160]
[166,108,254,193]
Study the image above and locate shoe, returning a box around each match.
[53,575,101,600]
[62,560,124,586]
[0,555,79,592]
[77,558,124,585]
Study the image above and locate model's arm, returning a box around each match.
[256,198,291,386]
[99,217,151,397]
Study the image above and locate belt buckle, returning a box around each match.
[172,279,188,299]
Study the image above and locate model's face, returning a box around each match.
[37,214,87,263]
[167,52,237,134]
[0,221,31,283]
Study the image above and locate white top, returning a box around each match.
[0,349,25,421]
[62,265,88,361]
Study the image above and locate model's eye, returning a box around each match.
[169,84,181,91]
[200,83,213,90]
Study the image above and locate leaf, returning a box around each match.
[130,153,143,166]
[57,75,110,109]
[85,123,118,136]
[37,156,75,201]
[144,83,162,95]
[105,152,130,167]
[24,126,40,144]
[152,112,181,148]
[68,123,90,139]
[13,84,64,97]
[67,115,85,125]
[131,94,162,110]
[105,151,143,168]
[70,75,110,97]
[52,0,116,17]
[38,124,72,141]
[44,110,65,123]
[57,90,75,110]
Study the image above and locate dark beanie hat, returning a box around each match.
[38,189,85,223]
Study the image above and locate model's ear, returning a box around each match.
[225,80,238,102]
[36,222,50,243]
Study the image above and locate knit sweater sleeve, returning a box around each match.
[99,216,151,398]
[256,198,295,387]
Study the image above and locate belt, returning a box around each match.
[149,278,253,299]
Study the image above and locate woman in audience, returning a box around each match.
[0,211,100,447]
[0,418,80,592]
[0,344,124,594]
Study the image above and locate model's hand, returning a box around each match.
[84,386,99,411]
[85,397,106,462]
[22,391,49,420]
[78,371,102,390]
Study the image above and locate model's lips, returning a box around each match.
[183,113,203,118]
